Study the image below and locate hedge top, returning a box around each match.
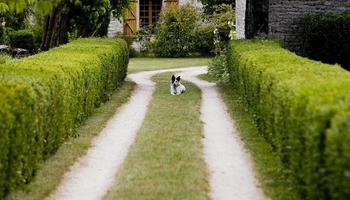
[230,39,350,102]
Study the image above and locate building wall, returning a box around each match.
[179,0,202,9]
[236,0,246,39]
[269,0,350,53]
[108,0,202,37]
[107,16,124,37]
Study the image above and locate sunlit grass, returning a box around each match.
[104,73,209,200]
[6,82,136,200]
[0,54,12,64]
[128,57,210,73]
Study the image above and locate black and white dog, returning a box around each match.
[170,75,186,95]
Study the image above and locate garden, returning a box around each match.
[0,0,350,200]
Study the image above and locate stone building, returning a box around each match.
[108,0,202,37]
[236,0,350,53]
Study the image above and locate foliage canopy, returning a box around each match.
[153,4,200,57]
[199,0,235,14]
[0,0,60,14]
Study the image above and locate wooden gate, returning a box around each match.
[124,0,138,36]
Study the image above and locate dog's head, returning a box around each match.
[171,75,181,88]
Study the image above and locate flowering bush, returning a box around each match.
[209,4,235,54]
[207,4,235,81]
[135,27,152,53]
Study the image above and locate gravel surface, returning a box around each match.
[48,66,264,200]
[47,67,203,200]
[181,68,265,200]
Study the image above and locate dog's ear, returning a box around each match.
[176,76,181,81]
[172,75,175,82]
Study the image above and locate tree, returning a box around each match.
[0,0,129,50]
[0,0,59,14]
[40,0,69,50]
[68,0,128,37]
[41,0,129,50]
[0,1,58,45]
[199,0,235,14]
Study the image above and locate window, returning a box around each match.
[139,0,162,28]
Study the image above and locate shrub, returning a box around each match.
[194,23,215,55]
[199,0,235,14]
[0,38,128,198]
[227,39,350,199]
[30,22,44,51]
[153,4,200,57]
[0,27,15,45]
[9,30,35,52]
[299,11,350,71]
[208,55,229,81]
[208,4,235,43]
[135,27,153,53]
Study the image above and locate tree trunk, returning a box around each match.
[41,1,69,51]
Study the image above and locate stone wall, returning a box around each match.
[269,0,350,53]
[107,16,124,37]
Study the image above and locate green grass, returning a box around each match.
[200,74,299,200]
[104,73,209,200]
[6,82,136,200]
[128,57,210,73]
[0,54,12,64]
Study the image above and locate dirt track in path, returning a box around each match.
[181,68,265,200]
[48,67,264,200]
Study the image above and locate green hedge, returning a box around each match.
[0,38,128,198]
[0,54,12,64]
[227,39,350,200]
[9,30,35,52]
[299,12,350,71]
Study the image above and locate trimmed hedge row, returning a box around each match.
[227,39,350,200]
[0,38,128,198]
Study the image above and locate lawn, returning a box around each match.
[6,82,135,200]
[128,57,210,73]
[104,73,209,200]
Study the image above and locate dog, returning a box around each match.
[170,75,186,95]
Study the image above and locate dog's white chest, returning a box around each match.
[170,84,186,95]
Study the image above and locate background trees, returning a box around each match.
[0,0,129,51]
[199,0,235,14]
[41,0,129,50]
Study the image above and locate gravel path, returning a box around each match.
[47,67,202,200]
[180,68,265,200]
[48,66,264,200]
